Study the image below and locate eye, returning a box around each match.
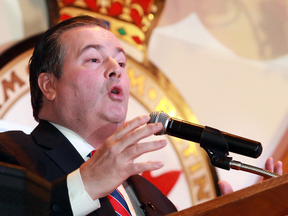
[118,62,125,67]
[89,58,99,63]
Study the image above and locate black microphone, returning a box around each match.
[148,111,262,158]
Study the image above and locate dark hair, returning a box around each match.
[29,16,108,121]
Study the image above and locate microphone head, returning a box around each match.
[149,111,170,135]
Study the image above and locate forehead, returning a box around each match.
[60,26,123,53]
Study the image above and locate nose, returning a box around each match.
[104,57,122,79]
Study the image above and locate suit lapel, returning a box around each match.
[31,120,84,174]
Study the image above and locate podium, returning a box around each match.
[167,173,288,216]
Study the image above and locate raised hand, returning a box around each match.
[79,115,167,200]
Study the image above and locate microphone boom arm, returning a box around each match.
[200,126,279,178]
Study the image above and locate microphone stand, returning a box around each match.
[200,126,279,179]
[229,160,278,178]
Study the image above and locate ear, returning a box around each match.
[38,73,57,101]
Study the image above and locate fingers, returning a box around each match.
[112,115,154,141]
[263,157,283,181]
[264,157,274,171]
[265,157,283,175]
[116,122,167,175]
[274,161,283,175]
[218,180,234,195]
[107,115,163,153]
[126,161,165,175]
[124,139,167,160]
[121,122,163,149]
[120,139,167,175]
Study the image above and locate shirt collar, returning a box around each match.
[50,122,94,160]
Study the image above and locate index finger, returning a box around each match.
[110,115,161,142]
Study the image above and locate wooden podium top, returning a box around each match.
[167,173,288,216]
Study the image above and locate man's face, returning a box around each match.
[54,26,129,126]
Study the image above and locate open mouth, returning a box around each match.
[109,85,123,98]
[111,89,119,94]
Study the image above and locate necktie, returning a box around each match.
[107,189,132,216]
[87,151,132,216]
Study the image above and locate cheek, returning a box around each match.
[77,76,105,99]
[70,71,99,88]
[59,76,94,101]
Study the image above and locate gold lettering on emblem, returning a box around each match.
[127,68,145,96]
[2,71,25,101]
[189,162,202,173]
[148,88,157,100]
[194,176,210,200]
[156,97,176,117]
[183,143,198,158]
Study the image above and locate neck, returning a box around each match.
[85,122,120,149]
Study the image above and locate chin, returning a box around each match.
[107,109,127,124]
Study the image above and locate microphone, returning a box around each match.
[148,111,262,158]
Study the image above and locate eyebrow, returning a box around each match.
[79,44,126,58]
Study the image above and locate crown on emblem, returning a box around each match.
[57,0,164,58]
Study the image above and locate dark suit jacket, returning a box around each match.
[0,120,177,216]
